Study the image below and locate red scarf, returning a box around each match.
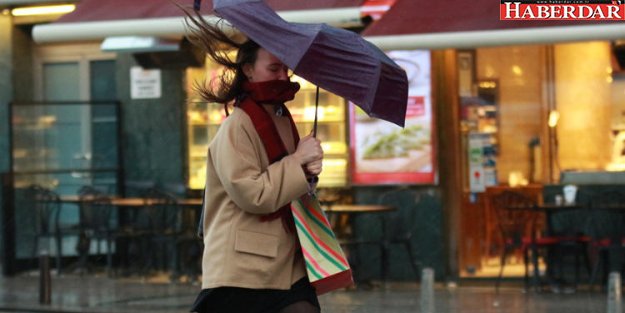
[238,80,301,233]
[243,79,300,105]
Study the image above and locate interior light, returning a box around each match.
[548,110,560,128]
[11,4,76,17]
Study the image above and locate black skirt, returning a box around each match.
[190,277,319,313]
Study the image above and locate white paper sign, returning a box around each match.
[469,165,485,193]
[130,67,161,99]
[468,134,486,192]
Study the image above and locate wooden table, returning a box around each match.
[60,196,202,208]
[324,204,395,214]
[322,204,395,242]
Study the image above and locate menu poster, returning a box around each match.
[350,50,435,185]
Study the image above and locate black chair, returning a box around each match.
[29,185,80,274]
[171,196,203,282]
[491,190,559,292]
[547,205,592,289]
[143,188,199,280]
[587,190,625,289]
[377,188,422,282]
[76,186,115,275]
[108,191,154,276]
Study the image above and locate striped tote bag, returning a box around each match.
[291,193,353,295]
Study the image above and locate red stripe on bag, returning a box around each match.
[292,205,349,267]
[300,248,331,277]
[303,198,332,225]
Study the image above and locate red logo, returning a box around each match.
[500,0,625,20]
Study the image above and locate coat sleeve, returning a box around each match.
[211,115,310,215]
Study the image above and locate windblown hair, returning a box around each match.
[182,8,260,110]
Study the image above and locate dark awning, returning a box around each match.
[33,0,365,43]
[363,0,625,49]
[57,0,363,22]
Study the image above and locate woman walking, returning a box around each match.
[185,12,324,313]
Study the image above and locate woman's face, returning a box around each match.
[244,48,289,82]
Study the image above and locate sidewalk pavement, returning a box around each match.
[0,272,611,313]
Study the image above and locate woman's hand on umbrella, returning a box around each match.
[305,159,323,176]
[293,133,323,165]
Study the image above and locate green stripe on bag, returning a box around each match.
[294,216,347,271]
[294,199,349,267]
[296,199,335,239]
[304,259,323,279]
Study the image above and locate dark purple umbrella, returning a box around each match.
[207,0,408,127]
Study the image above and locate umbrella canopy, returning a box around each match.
[213,0,408,127]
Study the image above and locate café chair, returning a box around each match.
[587,190,625,289]
[173,200,203,282]
[110,192,154,276]
[76,186,115,275]
[491,190,559,292]
[142,188,199,280]
[547,204,592,289]
[29,185,79,275]
[377,188,423,282]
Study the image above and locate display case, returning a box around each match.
[186,63,348,190]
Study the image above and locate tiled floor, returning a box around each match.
[0,273,616,313]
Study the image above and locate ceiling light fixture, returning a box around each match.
[11,4,75,17]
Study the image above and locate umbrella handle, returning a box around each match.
[313,86,319,138]
[307,86,320,193]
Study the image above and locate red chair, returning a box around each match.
[491,190,559,292]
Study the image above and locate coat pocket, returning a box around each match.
[234,230,279,258]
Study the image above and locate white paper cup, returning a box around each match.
[563,185,578,204]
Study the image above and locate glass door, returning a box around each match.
[9,44,119,264]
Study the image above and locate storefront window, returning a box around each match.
[185,58,348,190]
[459,41,625,279]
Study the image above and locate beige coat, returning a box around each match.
[200,105,310,290]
